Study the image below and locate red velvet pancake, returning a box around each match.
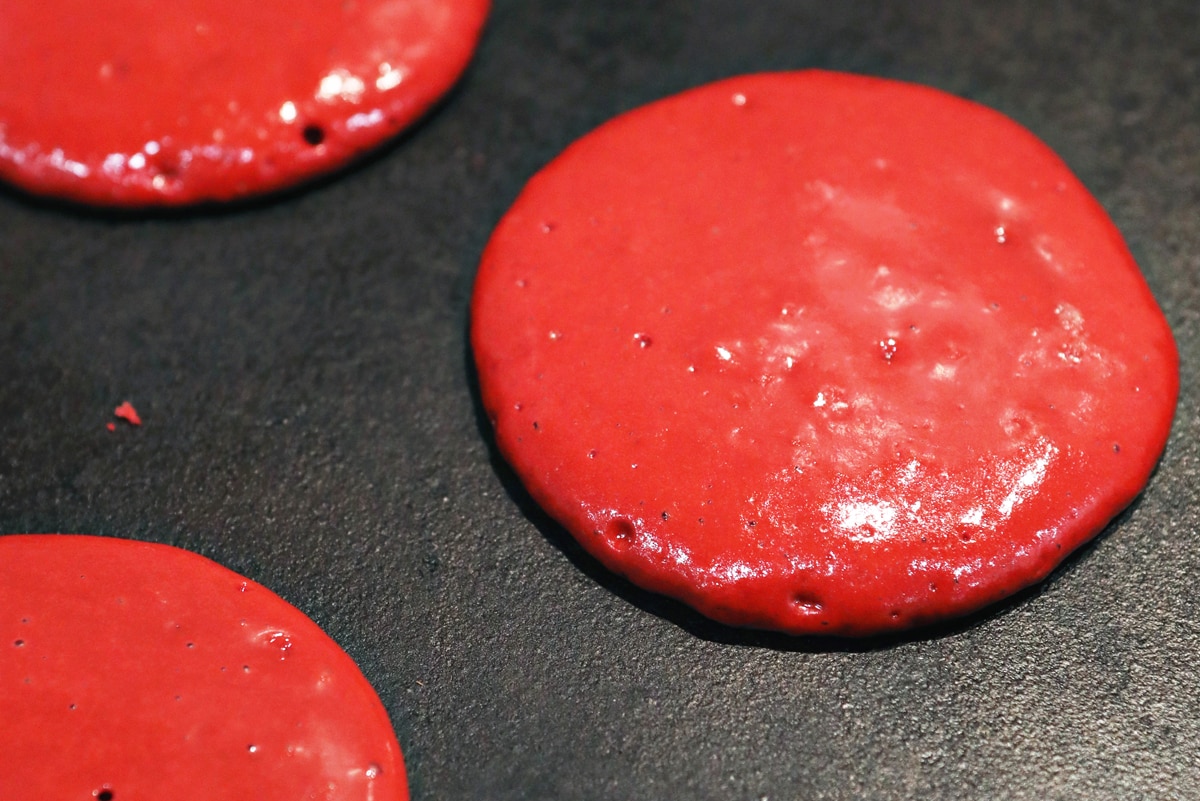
[1,534,408,800]
[0,0,489,205]
[471,71,1178,637]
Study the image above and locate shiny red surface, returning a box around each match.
[1,535,408,800]
[471,71,1179,636]
[0,0,489,205]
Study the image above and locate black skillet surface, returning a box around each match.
[3,2,1198,798]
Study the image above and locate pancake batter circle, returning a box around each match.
[0,0,489,205]
[471,71,1178,636]
[1,534,408,800]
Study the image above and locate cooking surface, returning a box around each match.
[2,2,1197,798]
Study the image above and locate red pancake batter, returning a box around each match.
[471,71,1178,636]
[0,0,489,205]
[1,534,408,800]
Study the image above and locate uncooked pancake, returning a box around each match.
[1,534,408,800]
[471,71,1178,637]
[0,0,489,205]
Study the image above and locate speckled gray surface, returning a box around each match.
[2,2,1198,799]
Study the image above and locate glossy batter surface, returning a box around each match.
[1,535,408,800]
[0,0,489,205]
[471,71,1178,636]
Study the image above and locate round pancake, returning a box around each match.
[471,71,1178,636]
[1,534,408,800]
[0,0,489,206]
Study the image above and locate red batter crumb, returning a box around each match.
[471,71,1179,636]
[106,422,116,432]
[0,0,490,206]
[114,401,142,426]
[1,534,408,801]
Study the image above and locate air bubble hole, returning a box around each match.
[302,124,326,146]
[604,517,636,550]
[792,594,823,615]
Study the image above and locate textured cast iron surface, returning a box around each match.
[2,3,1198,799]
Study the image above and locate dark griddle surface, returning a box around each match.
[3,3,1198,798]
